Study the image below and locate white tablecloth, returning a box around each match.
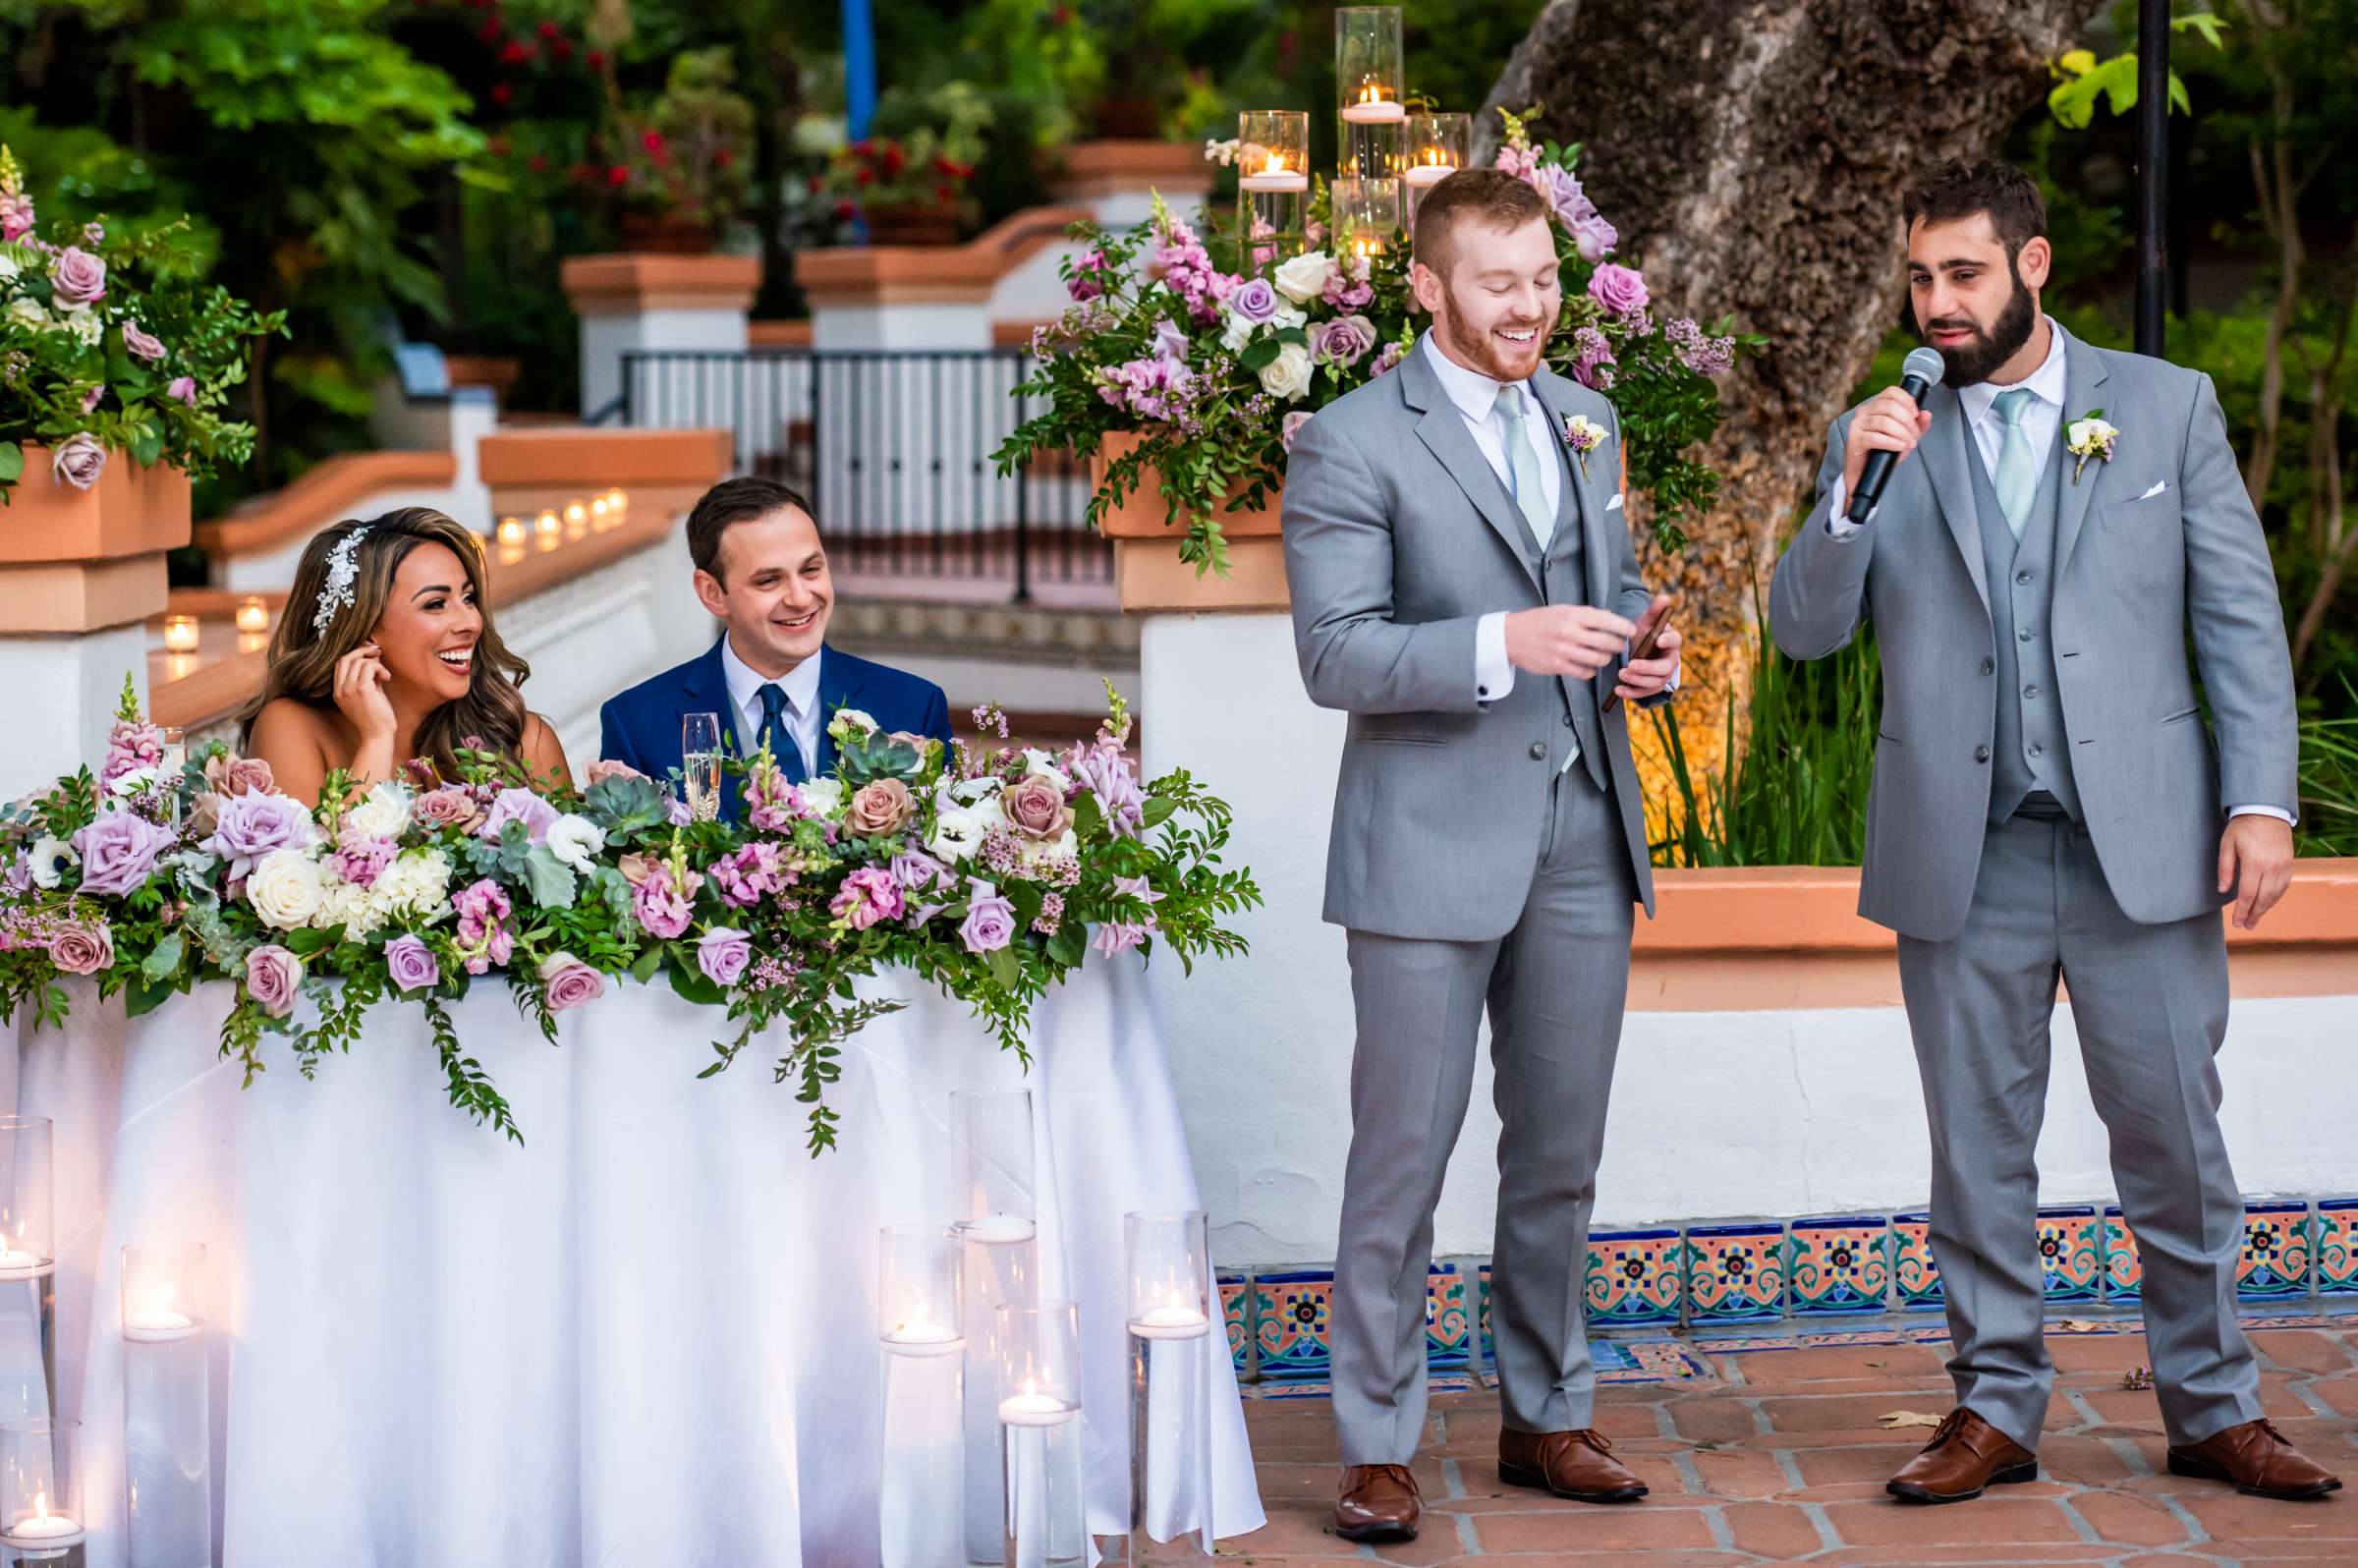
[8,956,1264,1566]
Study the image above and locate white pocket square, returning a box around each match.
[2139,480,2168,500]
[1606,492,1624,511]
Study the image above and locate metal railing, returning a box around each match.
[615,347,1103,600]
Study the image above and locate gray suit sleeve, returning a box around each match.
[2180,373,2299,817]
[1768,414,1870,660]
[1283,410,1487,714]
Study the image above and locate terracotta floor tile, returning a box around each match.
[1667,1398,1764,1444]
[2253,1330,2358,1374]
[1471,1503,1722,1552]
[1722,1498,1824,1556]
[2067,1488,2195,1547]
[1690,1446,1793,1500]
[1816,1494,2083,1546]
[2181,1489,2358,1540]
[1712,1341,1954,1386]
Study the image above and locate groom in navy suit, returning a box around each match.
[598,476,954,817]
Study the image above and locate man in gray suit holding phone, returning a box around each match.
[1771,160,2338,1505]
[1282,167,1682,1543]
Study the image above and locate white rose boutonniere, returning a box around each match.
[1560,414,1606,480]
[2065,409,2118,483]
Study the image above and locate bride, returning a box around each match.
[242,508,571,803]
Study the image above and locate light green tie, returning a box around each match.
[1491,384,1554,550]
[1992,386,2040,541]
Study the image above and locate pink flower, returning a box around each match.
[413,787,483,833]
[328,831,395,889]
[121,321,166,363]
[696,927,752,987]
[0,193,31,244]
[49,432,105,491]
[452,877,516,974]
[1091,919,1152,958]
[102,718,166,785]
[1065,248,1111,302]
[166,376,196,407]
[844,778,914,837]
[829,866,905,930]
[384,933,440,993]
[477,787,558,846]
[48,923,114,978]
[203,755,275,799]
[585,758,648,789]
[538,951,605,1012]
[1280,410,1314,451]
[71,812,174,897]
[1368,340,1407,378]
[709,841,786,908]
[1588,263,1649,318]
[245,944,303,1017]
[48,247,106,308]
[1307,313,1376,367]
[632,873,695,939]
[81,385,103,414]
[959,878,1016,954]
[1001,773,1072,841]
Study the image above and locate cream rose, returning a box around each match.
[246,848,326,930]
[1271,251,1338,305]
[1258,340,1315,402]
[343,782,413,841]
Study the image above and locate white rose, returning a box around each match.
[544,812,606,874]
[343,782,412,841]
[1217,298,1305,354]
[1258,340,1315,402]
[1271,251,1338,305]
[798,778,845,817]
[4,298,43,331]
[926,807,987,864]
[28,836,76,890]
[246,848,326,930]
[63,308,102,346]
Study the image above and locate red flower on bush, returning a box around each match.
[642,130,665,153]
[536,19,558,38]
[551,37,573,61]
[498,39,530,65]
[832,199,856,220]
[881,142,906,176]
[714,148,734,168]
[607,165,629,187]
[527,153,547,174]
[490,83,512,106]
[855,166,874,186]
[586,48,605,71]
[478,17,502,42]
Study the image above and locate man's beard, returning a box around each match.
[1436,290,1550,381]
[1923,265,2037,386]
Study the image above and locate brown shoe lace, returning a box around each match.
[1921,1409,1971,1453]
[1349,1463,1417,1494]
[1570,1429,1616,1455]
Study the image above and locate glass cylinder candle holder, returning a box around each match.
[0,1421,83,1556]
[1236,110,1309,266]
[997,1302,1084,1568]
[121,1246,203,1346]
[1336,6,1405,184]
[1330,178,1401,261]
[122,1246,208,1568]
[955,1090,1039,1567]
[0,1118,57,1428]
[1126,1212,1213,1555]
[951,1088,1036,1241]
[1401,111,1472,225]
[879,1226,965,1568]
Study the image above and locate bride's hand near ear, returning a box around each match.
[333,643,398,787]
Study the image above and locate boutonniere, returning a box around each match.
[1560,413,1605,480]
[2065,409,2118,484]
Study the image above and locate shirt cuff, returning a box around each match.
[1476,611,1515,703]
[1825,474,1870,539]
[2227,805,2294,824]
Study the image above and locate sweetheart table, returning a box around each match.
[5,954,1264,1566]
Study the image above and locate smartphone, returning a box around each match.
[1600,599,1676,713]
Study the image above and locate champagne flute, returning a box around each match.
[681,712,723,821]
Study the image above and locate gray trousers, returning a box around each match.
[1330,767,1635,1465]
[1897,811,2262,1451]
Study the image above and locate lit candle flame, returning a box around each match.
[31,1491,45,1522]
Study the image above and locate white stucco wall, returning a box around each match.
[1138,610,2358,1272]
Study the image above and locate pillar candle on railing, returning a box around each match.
[0,1420,84,1561]
[995,1302,1084,1568]
[121,1244,208,1568]
[1335,6,1405,186]
[952,1088,1040,1567]
[0,1120,58,1429]
[1236,111,1310,268]
[878,1224,964,1568]
[1401,111,1471,228]
[1125,1210,1214,1557]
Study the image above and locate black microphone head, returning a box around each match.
[1901,347,1946,388]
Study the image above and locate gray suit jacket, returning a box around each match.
[1281,343,1661,941]
[1768,324,2298,941]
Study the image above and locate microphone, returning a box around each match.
[1845,346,1946,525]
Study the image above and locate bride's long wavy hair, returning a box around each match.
[238,508,532,782]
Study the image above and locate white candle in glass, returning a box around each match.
[0,1242,48,1281]
[997,1381,1077,1428]
[4,1496,83,1547]
[1240,151,1309,194]
[1129,1302,1210,1341]
[1403,161,1456,189]
[881,1314,964,1359]
[959,1212,1037,1244]
[124,1283,199,1345]
[1339,84,1405,124]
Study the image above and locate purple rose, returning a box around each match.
[537,951,605,1013]
[1001,774,1072,842]
[1368,340,1407,378]
[70,812,174,898]
[1588,263,1649,318]
[81,385,103,415]
[477,787,559,846]
[48,247,106,308]
[1308,313,1376,367]
[1281,409,1314,451]
[1226,276,1280,325]
[1091,919,1152,959]
[49,433,106,491]
[1568,212,1617,263]
[697,927,752,987]
[203,792,317,879]
[384,933,440,993]
[121,321,166,364]
[959,878,1017,954]
[48,923,114,978]
[166,376,196,408]
[245,944,303,1018]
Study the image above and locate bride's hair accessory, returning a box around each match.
[312,524,371,638]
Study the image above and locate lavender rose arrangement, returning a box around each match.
[0,145,283,503]
[0,680,1258,1153]
[994,104,1764,570]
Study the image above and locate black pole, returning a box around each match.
[2135,0,2170,357]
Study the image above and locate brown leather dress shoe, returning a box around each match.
[1498,1428,1650,1502]
[2168,1419,2343,1499]
[1886,1408,2039,1503]
[1335,1463,1422,1542]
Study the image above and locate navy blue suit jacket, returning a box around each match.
[597,638,953,820]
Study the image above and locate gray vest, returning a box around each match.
[1523,420,1607,793]
[1969,424,2080,822]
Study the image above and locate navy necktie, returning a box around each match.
[757,683,804,784]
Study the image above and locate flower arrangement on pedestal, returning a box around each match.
[605,48,756,250]
[992,107,1764,576]
[0,681,1259,1153]
[0,146,283,503]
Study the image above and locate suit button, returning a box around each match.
[2029,742,2046,758]
[2018,628,2035,643]
[1529,742,1547,760]
[1562,712,1576,727]
[2016,569,2034,586]
[1975,746,1992,762]
[2024,685,2040,700]
[1979,657,1994,676]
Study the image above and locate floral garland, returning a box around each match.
[0,146,283,501]
[0,681,1261,1153]
[992,106,1765,575]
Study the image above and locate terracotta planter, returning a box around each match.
[617,212,720,254]
[0,450,191,565]
[862,207,964,247]
[1092,432,1292,613]
[1091,431,1283,540]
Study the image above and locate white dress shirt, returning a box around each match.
[1824,317,2285,823]
[719,635,822,779]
